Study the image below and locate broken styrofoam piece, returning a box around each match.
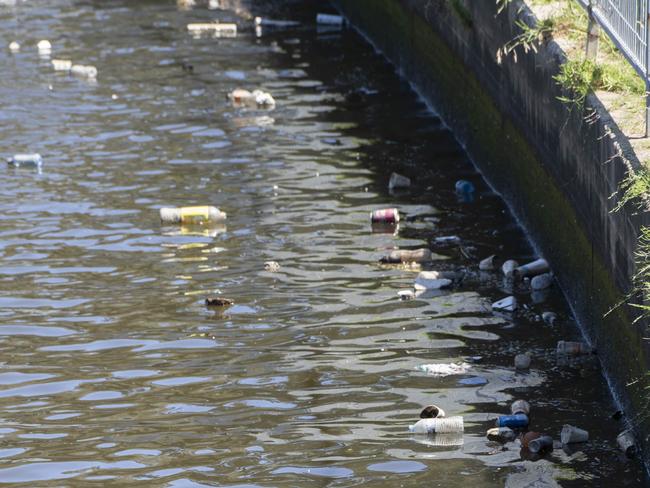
[492,295,517,312]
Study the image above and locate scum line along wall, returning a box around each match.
[333,0,650,461]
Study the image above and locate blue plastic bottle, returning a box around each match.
[495,414,529,428]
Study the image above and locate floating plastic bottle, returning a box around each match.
[7,153,42,168]
[52,59,72,71]
[409,416,464,434]
[514,258,549,278]
[617,430,636,458]
[495,413,528,428]
[501,259,519,278]
[531,273,553,290]
[380,248,431,264]
[187,22,237,37]
[455,179,475,194]
[316,13,344,26]
[556,340,592,355]
[71,64,97,78]
[160,206,226,225]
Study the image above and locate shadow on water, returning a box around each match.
[0,0,645,485]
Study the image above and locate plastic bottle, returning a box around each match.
[528,435,553,454]
[495,413,529,428]
[514,258,549,278]
[409,416,464,434]
[7,153,42,168]
[160,206,227,225]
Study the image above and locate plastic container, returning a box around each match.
[510,399,530,416]
[370,208,399,224]
[7,153,42,168]
[514,258,549,278]
[495,413,529,428]
[420,404,445,419]
[487,427,515,442]
[316,13,344,26]
[455,179,475,194]
[414,271,452,290]
[388,172,411,191]
[409,416,464,434]
[528,435,553,454]
[187,22,237,34]
[617,430,636,458]
[560,424,589,444]
[160,206,227,225]
[556,340,592,355]
[381,248,431,264]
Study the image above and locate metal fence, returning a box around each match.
[574,0,650,134]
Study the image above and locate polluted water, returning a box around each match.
[0,0,645,486]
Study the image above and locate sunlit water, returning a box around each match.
[0,0,645,485]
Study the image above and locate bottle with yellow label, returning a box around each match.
[159,206,227,225]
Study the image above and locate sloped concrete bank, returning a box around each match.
[334,0,650,461]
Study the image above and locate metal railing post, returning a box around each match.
[643,6,650,138]
[646,7,650,138]
[586,0,600,59]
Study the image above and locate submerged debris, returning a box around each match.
[228,88,276,109]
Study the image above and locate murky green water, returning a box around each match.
[0,0,645,485]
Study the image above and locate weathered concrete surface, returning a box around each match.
[334,0,650,460]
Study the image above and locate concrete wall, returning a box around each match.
[334,0,650,456]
